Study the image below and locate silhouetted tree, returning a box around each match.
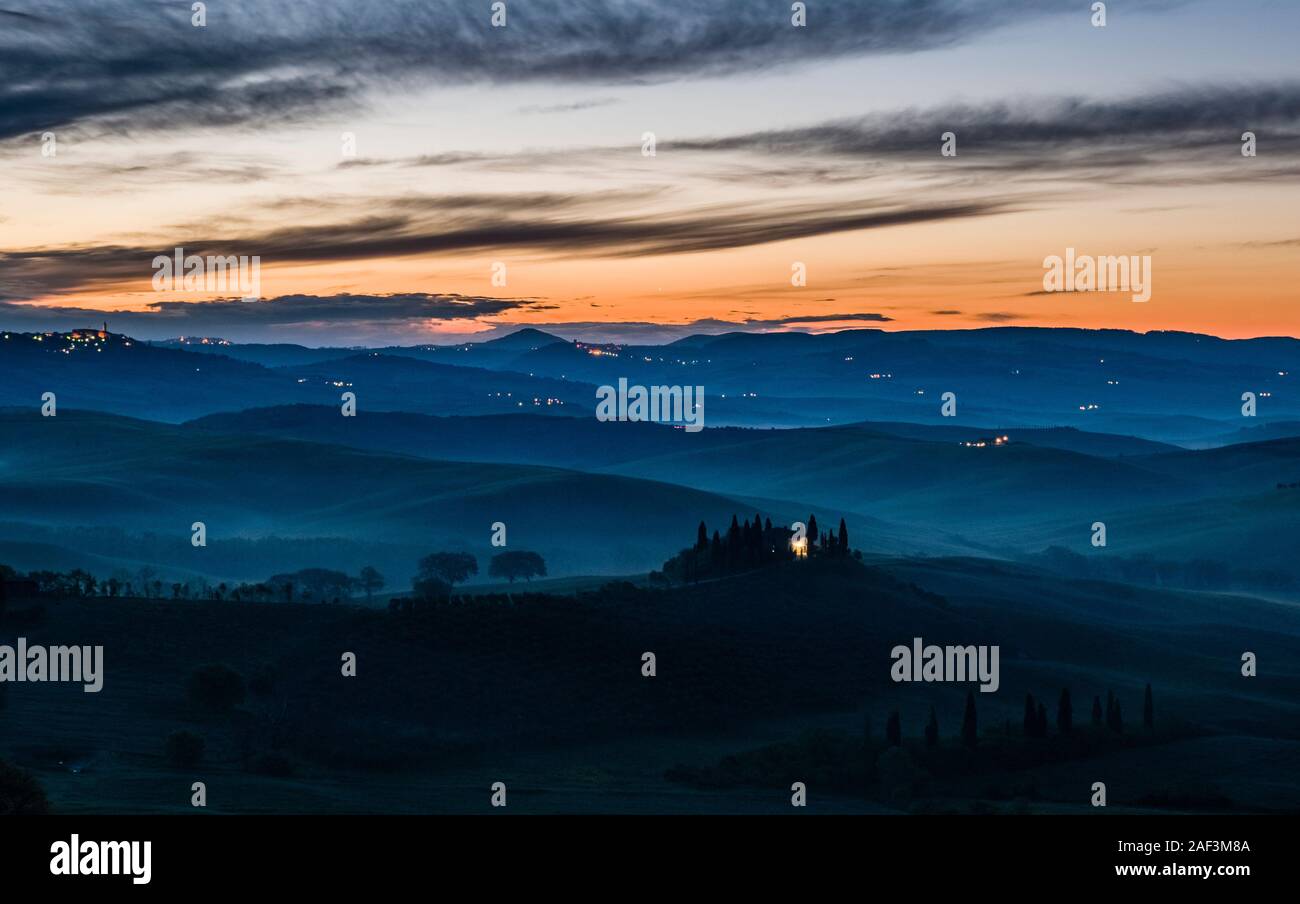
[1023,693,1037,737]
[696,521,708,551]
[1092,695,1104,727]
[268,569,352,603]
[1036,702,1048,738]
[1057,688,1073,735]
[961,692,978,747]
[726,515,741,565]
[1143,683,1154,731]
[925,706,939,747]
[838,518,849,556]
[885,710,901,747]
[807,514,819,546]
[1106,691,1124,733]
[416,553,478,587]
[489,550,547,584]
[358,566,385,604]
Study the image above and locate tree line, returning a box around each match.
[407,550,548,603]
[2,549,549,608]
[656,513,857,584]
[1,563,386,605]
[882,684,1156,749]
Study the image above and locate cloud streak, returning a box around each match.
[0,0,1171,140]
[0,196,1012,297]
[0,293,550,341]
[667,83,1300,183]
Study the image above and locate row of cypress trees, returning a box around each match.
[877,683,1155,748]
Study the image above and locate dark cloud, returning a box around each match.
[0,0,1166,140]
[0,196,1012,297]
[141,293,553,324]
[0,292,543,322]
[1239,237,1300,248]
[743,313,894,327]
[518,97,619,115]
[667,83,1300,182]
[335,81,1300,192]
[19,150,279,192]
[0,293,549,342]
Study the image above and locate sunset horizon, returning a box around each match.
[4,1,1298,344]
[2,0,1297,875]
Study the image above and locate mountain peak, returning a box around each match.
[482,328,567,349]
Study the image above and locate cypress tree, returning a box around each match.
[764,517,772,532]
[696,521,708,550]
[1143,683,1154,731]
[838,518,849,556]
[807,514,819,546]
[1092,695,1103,727]
[1057,688,1073,735]
[726,515,741,564]
[925,707,939,747]
[885,710,901,747]
[962,691,978,748]
[1023,693,1037,736]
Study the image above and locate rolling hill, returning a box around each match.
[0,408,836,582]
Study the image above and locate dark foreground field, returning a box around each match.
[4,556,1298,815]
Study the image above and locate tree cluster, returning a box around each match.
[658,513,856,584]
[409,550,548,602]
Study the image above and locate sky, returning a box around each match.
[1,0,1298,345]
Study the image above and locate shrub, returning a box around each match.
[187,664,246,713]
[0,758,51,815]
